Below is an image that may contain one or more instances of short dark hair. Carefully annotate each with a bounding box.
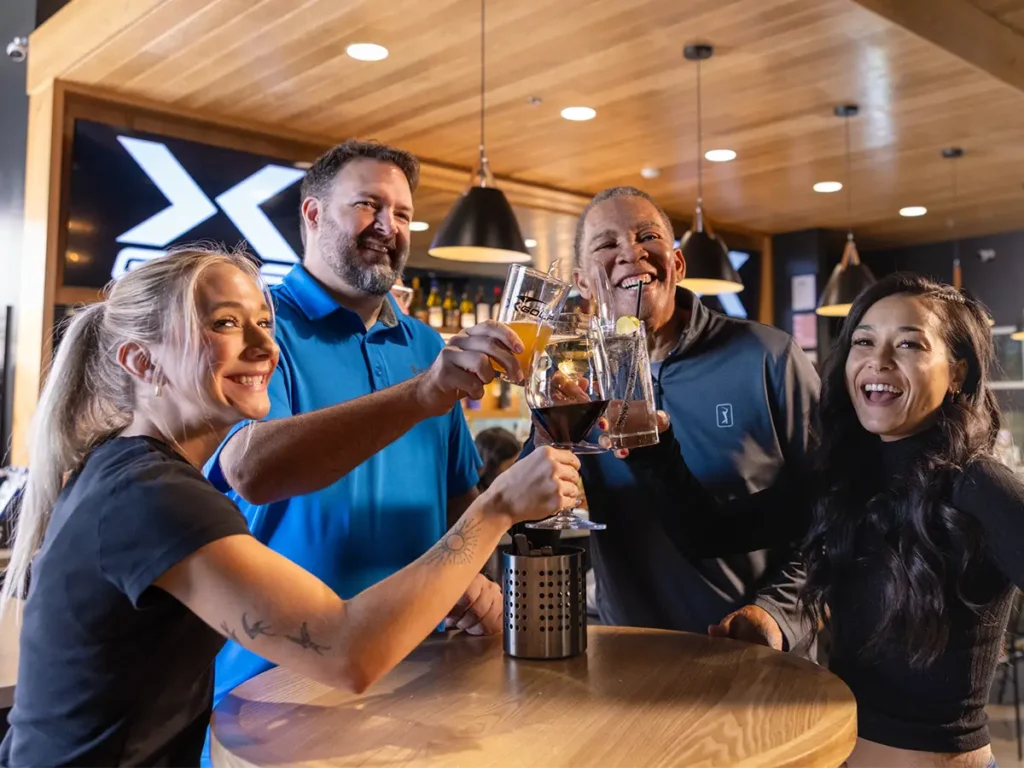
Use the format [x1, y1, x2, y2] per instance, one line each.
[299, 139, 421, 246]
[573, 186, 675, 265]
[474, 427, 522, 491]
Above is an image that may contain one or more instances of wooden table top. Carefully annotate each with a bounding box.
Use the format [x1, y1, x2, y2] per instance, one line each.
[211, 626, 856, 768]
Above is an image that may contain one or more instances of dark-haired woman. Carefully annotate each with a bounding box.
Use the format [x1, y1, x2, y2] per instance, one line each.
[628, 274, 1023, 768]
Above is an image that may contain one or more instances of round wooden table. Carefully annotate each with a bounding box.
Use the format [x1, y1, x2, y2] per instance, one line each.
[211, 626, 856, 768]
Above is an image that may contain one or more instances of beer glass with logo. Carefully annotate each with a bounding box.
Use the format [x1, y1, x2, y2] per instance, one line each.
[494, 265, 571, 383]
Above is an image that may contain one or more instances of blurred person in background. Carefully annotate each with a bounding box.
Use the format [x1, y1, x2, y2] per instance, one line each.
[475, 427, 522, 492]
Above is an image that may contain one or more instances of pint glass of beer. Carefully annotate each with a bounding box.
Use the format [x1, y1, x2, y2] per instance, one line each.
[494, 265, 571, 383]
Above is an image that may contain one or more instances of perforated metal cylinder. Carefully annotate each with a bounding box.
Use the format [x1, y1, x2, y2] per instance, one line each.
[501, 546, 586, 659]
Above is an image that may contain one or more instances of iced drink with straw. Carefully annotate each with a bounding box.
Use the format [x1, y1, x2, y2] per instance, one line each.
[604, 283, 660, 450]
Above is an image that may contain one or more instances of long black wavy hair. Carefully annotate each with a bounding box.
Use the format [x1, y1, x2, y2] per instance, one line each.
[801, 273, 1001, 667]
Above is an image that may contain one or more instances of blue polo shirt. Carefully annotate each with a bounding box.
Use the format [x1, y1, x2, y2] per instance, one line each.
[203, 265, 481, 708]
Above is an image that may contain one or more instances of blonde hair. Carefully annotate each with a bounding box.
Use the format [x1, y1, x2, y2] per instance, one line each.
[1, 246, 267, 609]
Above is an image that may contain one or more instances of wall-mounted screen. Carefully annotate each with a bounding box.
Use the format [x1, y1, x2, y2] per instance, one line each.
[64, 119, 306, 287]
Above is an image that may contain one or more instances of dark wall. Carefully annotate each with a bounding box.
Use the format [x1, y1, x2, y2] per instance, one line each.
[0, 2, 34, 310]
[0, 0, 70, 462]
[861, 232, 1024, 328]
[0, 1, 37, 462]
[771, 228, 849, 362]
[35, 0, 70, 26]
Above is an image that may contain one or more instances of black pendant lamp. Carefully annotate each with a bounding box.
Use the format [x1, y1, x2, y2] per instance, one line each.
[429, 0, 529, 264]
[677, 44, 742, 295]
[817, 104, 876, 317]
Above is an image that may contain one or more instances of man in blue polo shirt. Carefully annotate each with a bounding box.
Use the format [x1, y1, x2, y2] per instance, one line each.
[527, 186, 820, 653]
[203, 140, 524, 721]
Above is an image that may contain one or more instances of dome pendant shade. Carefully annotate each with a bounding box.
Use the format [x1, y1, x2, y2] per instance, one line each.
[429, 186, 530, 263]
[678, 232, 743, 294]
[677, 204, 743, 295]
[816, 236, 876, 317]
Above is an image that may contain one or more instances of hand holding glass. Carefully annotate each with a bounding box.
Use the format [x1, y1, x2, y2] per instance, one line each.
[525, 314, 610, 531]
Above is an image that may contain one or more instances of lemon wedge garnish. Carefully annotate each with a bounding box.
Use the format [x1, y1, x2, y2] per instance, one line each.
[615, 315, 641, 335]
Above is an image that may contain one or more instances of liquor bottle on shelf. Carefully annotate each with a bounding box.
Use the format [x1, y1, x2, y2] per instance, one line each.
[490, 286, 502, 321]
[442, 284, 458, 333]
[475, 286, 489, 325]
[459, 291, 475, 330]
[498, 380, 512, 410]
[410, 276, 428, 324]
[426, 281, 443, 330]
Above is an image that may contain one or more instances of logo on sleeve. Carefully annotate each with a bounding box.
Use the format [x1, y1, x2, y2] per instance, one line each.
[716, 404, 734, 428]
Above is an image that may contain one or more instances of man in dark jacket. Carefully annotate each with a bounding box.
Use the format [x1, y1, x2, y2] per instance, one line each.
[527, 186, 820, 652]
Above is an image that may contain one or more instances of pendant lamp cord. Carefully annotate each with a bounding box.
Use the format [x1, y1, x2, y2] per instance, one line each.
[479, 0, 486, 173]
[696, 57, 703, 206]
[951, 153, 960, 262]
[844, 112, 853, 239]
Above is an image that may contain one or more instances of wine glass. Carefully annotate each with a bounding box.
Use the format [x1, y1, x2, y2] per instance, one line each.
[525, 313, 611, 531]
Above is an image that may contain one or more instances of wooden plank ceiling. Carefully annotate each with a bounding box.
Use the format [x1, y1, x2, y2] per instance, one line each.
[31, 0, 1024, 247]
[970, 0, 1024, 33]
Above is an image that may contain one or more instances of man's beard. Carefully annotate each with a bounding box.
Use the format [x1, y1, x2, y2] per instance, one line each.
[320, 215, 409, 296]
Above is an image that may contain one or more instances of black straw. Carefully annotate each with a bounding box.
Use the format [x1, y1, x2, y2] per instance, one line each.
[635, 281, 644, 319]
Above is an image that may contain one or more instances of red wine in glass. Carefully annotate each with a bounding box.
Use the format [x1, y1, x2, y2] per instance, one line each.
[532, 401, 609, 447]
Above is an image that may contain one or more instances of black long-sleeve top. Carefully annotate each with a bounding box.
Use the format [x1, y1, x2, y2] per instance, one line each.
[632, 427, 1024, 753]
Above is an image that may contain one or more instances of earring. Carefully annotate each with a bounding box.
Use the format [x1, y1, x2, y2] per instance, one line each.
[154, 381, 162, 398]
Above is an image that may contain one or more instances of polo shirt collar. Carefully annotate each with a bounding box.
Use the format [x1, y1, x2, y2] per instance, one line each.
[282, 265, 402, 330]
[669, 287, 712, 357]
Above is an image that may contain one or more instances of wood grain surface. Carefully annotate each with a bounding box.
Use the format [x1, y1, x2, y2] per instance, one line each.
[211, 626, 856, 768]
[28, 0, 1024, 247]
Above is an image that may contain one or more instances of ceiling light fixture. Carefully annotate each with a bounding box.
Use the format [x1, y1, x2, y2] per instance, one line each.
[813, 181, 843, 194]
[429, 0, 529, 264]
[899, 206, 928, 217]
[524, 238, 538, 248]
[640, 167, 661, 179]
[409, 221, 430, 232]
[817, 104, 876, 317]
[561, 106, 596, 122]
[704, 149, 736, 162]
[345, 43, 389, 62]
[677, 44, 742, 296]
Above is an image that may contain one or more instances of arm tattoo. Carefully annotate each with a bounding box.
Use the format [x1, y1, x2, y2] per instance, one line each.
[220, 621, 240, 643]
[422, 515, 480, 566]
[286, 622, 331, 655]
[241, 612, 275, 640]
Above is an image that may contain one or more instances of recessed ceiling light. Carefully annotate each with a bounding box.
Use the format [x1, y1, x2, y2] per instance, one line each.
[293, 160, 313, 170]
[704, 149, 736, 162]
[561, 106, 596, 122]
[640, 167, 661, 179]
[346, 43, 389, 62]
[409, 221, 430, 232]
[524, 238, 538, 248]
[813, 181, 843, 193]
[899, 206, 928, 217]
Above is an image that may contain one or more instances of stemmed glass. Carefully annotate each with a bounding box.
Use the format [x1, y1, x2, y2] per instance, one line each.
[525, 313, 611, 531]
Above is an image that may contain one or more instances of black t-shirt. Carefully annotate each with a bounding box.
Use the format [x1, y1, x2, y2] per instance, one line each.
[0, 436, 251, 767]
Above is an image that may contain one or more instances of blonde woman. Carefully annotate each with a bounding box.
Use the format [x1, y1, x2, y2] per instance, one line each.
[0, 248, 580, 767]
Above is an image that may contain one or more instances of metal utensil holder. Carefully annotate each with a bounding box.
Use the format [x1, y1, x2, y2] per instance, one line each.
[502, 545, 587, 659]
